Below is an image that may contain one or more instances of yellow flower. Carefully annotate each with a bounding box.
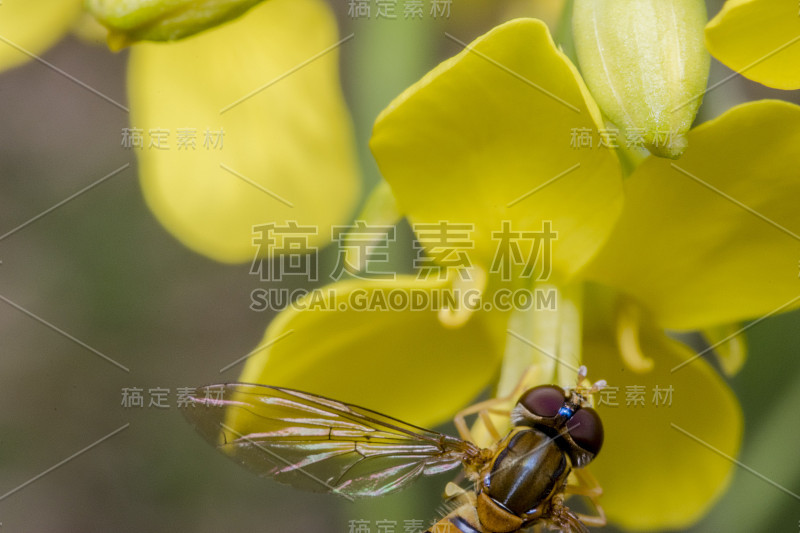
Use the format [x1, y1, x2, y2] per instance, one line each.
[2, 0, 360, 263]
[239, 19, 800, 530]
[127, 0, 360, 262]
[0, 0, 82, 73]
[706, 0, 800, 90]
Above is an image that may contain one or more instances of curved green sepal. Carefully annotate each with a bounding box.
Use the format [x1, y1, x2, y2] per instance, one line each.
[573, 0, 710, 159]
[86, 0, 266, 49]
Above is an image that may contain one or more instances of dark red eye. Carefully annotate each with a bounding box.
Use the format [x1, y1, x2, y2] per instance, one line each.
[519, 385, 566, 417]
[567, 407, 604, 456]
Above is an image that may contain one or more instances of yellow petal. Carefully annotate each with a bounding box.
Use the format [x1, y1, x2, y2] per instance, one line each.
[706, 0, 800, 90]
[586, 100, 800, 330]
[237, 277, 506, 428]
[583, 306, 742, 530]
[370, 19, 623, 282]
[128, 0, 360, 263]
[0, 0, 82, 72]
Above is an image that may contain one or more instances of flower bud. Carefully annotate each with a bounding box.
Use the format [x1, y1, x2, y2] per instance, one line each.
[86, 0, 264, 50]
[572, 0, 710, 159]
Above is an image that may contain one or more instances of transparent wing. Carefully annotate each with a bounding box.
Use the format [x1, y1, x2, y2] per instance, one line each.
[182, 383, 486, 498]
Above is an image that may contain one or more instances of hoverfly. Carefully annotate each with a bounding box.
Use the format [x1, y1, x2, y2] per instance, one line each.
[183, 366, 606, 533]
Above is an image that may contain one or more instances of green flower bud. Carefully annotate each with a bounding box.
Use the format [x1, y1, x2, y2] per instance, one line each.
[86, 0, 266, 50]
[572, 0, 710, 159]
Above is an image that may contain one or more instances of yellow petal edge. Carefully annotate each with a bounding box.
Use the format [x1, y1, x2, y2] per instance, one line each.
[706, 0, 800, 90]
[0, 0, 82, 72]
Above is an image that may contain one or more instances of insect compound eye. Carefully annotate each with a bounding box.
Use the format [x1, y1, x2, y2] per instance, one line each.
[566, 406, 604, 456]
[519, 385, 566, 418]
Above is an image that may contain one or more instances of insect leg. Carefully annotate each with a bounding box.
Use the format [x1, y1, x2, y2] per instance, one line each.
[453, 398, 507, 443]
[565, 468, 602, 499]
[453, 365, 542, 444]
[564, 468, 606, 527]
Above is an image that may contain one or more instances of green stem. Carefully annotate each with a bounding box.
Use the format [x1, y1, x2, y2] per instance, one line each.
[346, 15, 435, 191]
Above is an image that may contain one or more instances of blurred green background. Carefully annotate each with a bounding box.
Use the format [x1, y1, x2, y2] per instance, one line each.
[0, 0, 798, 531]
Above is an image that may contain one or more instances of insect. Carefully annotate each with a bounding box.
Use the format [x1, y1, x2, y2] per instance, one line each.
[182, 366, 607, 533]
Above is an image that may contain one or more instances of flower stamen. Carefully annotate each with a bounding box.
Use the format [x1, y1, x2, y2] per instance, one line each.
[616, 301, 655, 373]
